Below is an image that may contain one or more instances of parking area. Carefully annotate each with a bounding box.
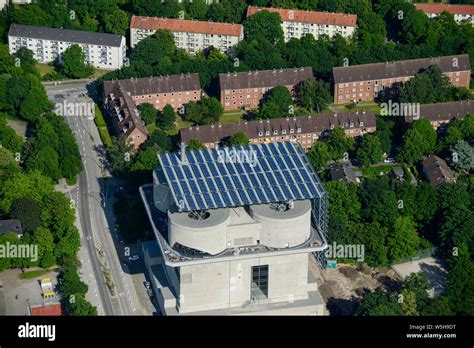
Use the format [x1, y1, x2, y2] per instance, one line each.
[0, 269, 60, 315]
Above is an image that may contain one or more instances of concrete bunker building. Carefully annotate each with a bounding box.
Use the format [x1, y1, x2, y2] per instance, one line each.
[140, 142, 328, 315]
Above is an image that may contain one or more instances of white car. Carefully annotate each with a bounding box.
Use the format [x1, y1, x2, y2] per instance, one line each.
[144, 281, 151, 289]
[128, 255, 140, 261]
[384, 157, 395, 163]
[147, 289, 154, 297]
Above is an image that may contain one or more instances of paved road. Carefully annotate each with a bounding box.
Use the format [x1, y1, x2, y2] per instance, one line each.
[46, 82, 141, 315]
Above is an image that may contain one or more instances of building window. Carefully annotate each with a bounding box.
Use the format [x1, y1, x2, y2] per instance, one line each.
[273, 130, 278, 135]
[251, 264, 268, 301]
[258, 131, 263, 136]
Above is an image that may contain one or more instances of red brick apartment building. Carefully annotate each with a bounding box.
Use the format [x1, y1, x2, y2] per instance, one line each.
[404, 100, 474, 129]
[103, 73, 201, 149]
[332, 54, 471, 104]
[180, 110, 376, 151]
[218, 67, 313, 111]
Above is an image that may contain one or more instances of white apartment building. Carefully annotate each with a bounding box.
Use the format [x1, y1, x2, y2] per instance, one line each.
[8, 24, 127, 70]
[130, 15, 244, 55]
[415, 3, 474, 26]
[246, 6, 357, 42]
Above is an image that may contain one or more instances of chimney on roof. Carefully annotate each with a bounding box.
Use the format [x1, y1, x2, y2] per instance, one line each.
[218, 124, 222, 128]
[333, 112, 337, 117]
[211, 124, 215, 128]
[180, 142, 188, 165]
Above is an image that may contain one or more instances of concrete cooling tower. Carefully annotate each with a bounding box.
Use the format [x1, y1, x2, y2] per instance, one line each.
[168, 208, 231, 255]
[249, 200, 311, 248]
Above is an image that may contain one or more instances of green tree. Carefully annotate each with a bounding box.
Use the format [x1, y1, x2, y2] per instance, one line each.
[387, 216, 420, 262]
[157, 104, 176, 131]
[102, 9, 129, 35]
[68, 294, 97, 316]
[54, 227, 80, 262]
[356, 288, 404, 316]
[59, 44, 94, 79]
[0, 44, 16, 75]
[108, 137, 136, 177]
[356, 133, 383, 166]
[228, 132, 249, 146]
[397, 118, 437, 164]
[60, 266, 88, 298]
[186, 138, 205, 151]
[450, 140, 474, 171]
[0, 116, 24, 155]
[244, 9, 284, 44]
[143, 129, 172, 152]
[201, 97, 224, 124]
[14, 47, 38, 76]
[138, 103, 156, 126]
[325, 181, 361, 224]
[446, 245, 474, 315]
[26, 146, 61, 182]
[399, 65, 455, 104]
[358, 176, 400, 226]
[188, 0, 208, 20]
[296, 78, 331, 113]
[33, 227, 56, 268]
[10, 198, 41, 234]
[308, 141, 331, 170]
[327, 127, 355, 160]
[439, 206, 474, 256]
[259, 86, 293, 119]
[12, 4, 53, 27]
[130, 147, 158, 172]
[376, 117, 396, 155]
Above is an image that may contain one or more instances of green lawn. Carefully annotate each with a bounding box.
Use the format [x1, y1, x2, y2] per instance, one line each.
[360, 164, 399, 178]
[19, 268, 55, 280]
[221, 112, 245, 123]
[94, 105, 113, 148]
[35, 63, 55, 77]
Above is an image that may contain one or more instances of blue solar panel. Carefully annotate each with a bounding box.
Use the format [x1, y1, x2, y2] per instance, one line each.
[158, 142, 324, 211]
[289, 184, 304, 200]
[264, 187, 277, 201]
[200, 164, 211, 178]
[255, 187, 267, 201]
[211, 191, 225, 208]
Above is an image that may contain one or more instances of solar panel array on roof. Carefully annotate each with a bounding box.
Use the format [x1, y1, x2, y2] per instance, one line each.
[158, 142, 324, 212]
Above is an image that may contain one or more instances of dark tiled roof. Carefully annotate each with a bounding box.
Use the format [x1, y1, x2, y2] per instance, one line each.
[333, 54, 471, 83]
[103, 73, 201, 97]
[219, 67, 313, 90]
[8, 23, 123, 47]
[179, 110, 376, 144]
[121, 91, 148, 136]
[0, 219, 22, 235]
[422, 155, 454, 188]
[405, 100, 474, 123]
[330, 164, 358, 183]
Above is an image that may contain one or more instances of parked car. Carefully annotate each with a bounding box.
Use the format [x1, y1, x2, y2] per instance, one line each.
[384, 157, 396, 163]
[147, 289, 154, 298]
[128, 255, 140, 261]
[144, 281, 151, 289]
